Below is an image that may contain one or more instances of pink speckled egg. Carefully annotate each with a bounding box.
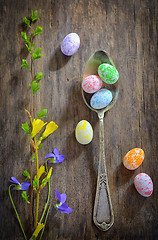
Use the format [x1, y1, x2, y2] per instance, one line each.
[134, 173, 153, 197]
[123, 148, 144, 170]
[82, 75, 102, 93]
[61, 33, 80, 56]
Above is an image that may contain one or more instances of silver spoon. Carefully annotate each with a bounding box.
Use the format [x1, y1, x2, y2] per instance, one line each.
[81, 50, 119, 231]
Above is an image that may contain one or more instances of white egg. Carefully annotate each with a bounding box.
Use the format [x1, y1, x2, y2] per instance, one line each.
[82, 75, 102, 93]
[98, 63, 119, 84]
[61, 33, 80, 56]
[90, 88, 113, 109]
[75, 120, 93, 145]
[134, 173, 153, 197]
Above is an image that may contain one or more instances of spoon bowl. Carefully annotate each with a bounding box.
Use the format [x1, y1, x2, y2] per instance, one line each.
[82, 50, 119, 115]
[82, 50, 119, 231]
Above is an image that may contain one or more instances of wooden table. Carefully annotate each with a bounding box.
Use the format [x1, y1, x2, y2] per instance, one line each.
[0, 0, 158, 239]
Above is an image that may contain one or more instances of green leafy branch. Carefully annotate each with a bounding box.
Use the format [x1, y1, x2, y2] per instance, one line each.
[9, 10, 71, 240]
[22, 10, 40, 29]
[21, 10, 43, 95]
[29, 81, 40, 95]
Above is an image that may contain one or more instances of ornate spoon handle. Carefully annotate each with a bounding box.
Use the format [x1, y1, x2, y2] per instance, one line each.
[93, 113, 114, 231]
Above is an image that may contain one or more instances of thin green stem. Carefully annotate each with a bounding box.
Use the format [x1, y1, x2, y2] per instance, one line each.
[26, 110, 34, 233]
[9, 185, 27, 240]
[45, 159, 48, 173]
[35, 138, 39, 228]
[34, 138, 39, 173]
[39, 201, 53, 240]
[35, 190, 40, 227]
[30, 159, 33, 233]
[39, 160, 50, 223]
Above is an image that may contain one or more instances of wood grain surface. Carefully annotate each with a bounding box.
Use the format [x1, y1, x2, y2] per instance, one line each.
[0, 0, 158, 239]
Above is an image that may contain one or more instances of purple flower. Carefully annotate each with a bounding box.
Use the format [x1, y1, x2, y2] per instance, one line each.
[9, 177, 30, 191]
[54, 190, 72, 214]
[45, 148, 65, 163]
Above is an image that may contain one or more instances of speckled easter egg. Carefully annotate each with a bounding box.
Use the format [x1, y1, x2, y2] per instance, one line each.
[134, 173, 153, 197]
[98, 63, 119, 84]
[90, 88, 112, 110]
[61, 33, 80, 56]
[75, 120, 93, 145]
[123, 148, 144, 170]
[82, 75, 103, 93]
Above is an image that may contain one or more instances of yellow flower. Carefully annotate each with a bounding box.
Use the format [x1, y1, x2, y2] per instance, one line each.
[31, 119, 47, 138]
[47, 167, 53, 179]
[36, 165, 45, 180]
[39, 167, 53, 191]
[42, 121, 58, 139]
[32, 223, 44, 238]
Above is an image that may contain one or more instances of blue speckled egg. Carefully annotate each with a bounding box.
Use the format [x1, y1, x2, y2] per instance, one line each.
[90, 88, 113, 109]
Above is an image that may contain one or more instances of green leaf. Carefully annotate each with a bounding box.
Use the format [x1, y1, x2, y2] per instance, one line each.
[22, 191, 30, 204]
[37, 109, 47, 119]
[31, 10, 40, 22]
[33, 17, 40, 22]
[32, 48, 43, 60]
[26, 36, 31, 43]
[33, 178, 39, 190]
[35, 72, 44, 81]
[23, 17, 31, 28]
[21, 32, 27, 41]
[23, 170, 31, 180]
[21, 32, 30, 44]
[25, 43, 31, 53]
[22, 122, 31, 134]
[29, 81, 40, 95]
[25, 43, 35, 53]
[21, 59, 30, 71]
[31, 153, 36, 162]
[33, 26, 43, 36]
[32, 10, 38, 17]
[34, 48, 42, 55]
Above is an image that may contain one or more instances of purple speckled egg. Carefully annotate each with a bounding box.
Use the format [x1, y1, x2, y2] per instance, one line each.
[61, 33, 80, 56]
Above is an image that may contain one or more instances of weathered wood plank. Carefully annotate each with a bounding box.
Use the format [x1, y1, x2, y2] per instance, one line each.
[0, 0, 158, 239]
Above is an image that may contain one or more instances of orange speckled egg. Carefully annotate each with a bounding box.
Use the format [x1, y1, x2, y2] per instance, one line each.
[123, 148, 144, 170]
